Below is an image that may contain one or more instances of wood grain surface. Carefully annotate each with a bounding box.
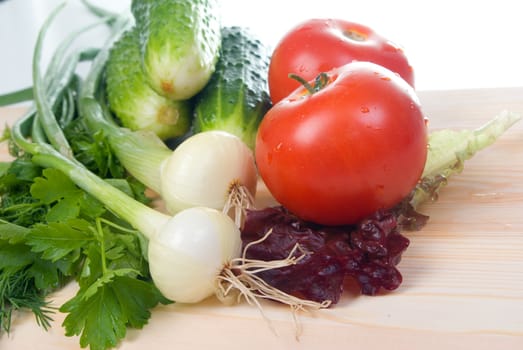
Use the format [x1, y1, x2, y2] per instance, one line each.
[1, 87, 522, 349]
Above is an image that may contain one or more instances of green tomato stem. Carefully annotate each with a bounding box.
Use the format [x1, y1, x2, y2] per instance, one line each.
[288, 72, 330, 96]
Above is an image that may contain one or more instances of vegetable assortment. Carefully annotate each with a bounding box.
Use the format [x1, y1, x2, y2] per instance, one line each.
[0, 1, 520, 350]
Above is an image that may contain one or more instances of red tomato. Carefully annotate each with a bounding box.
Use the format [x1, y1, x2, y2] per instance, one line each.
[268, 18, 415, 104]
[256, 62, 427, 226]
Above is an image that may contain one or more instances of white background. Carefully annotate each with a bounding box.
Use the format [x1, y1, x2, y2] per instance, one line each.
[0, 0, 522, 94]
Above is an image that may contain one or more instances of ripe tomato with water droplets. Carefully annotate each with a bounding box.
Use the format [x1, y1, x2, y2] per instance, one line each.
[255, 61, 428, 226]
[268, 18, 415, 104]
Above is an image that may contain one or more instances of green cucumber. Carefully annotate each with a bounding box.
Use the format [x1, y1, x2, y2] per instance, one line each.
[105, 28, 192, 140]
[131, 0, 221, 100]
[193, 26, 272, 149]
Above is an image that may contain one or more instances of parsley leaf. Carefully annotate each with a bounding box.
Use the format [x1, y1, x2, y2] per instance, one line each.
[0, 239, 34, 270]
[59, 224, 169, 350]
[61, 272, 167, 350]
[0, 159, 46, 227]
[28, 219, 94, 262]
[30, 168, 105, 222]
[0, 219, 30, 244]
[64, 119, 124, 179]
[30, 168, 79, 204]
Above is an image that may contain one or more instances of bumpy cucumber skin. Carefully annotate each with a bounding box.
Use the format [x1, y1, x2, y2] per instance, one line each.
[105, 28, 192, 140]
[131, 0, 221, 101]
[193, 26, 272, 150]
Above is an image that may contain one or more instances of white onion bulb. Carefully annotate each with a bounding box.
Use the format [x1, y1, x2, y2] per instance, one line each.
[148, 206, 242, 303]
[160, 131, 258, 214]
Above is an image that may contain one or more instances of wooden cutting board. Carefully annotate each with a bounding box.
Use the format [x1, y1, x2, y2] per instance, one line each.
[1, 87, 522, 349]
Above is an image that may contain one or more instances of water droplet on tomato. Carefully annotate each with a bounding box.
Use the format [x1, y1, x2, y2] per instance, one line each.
[380, 76, 391, 82]
[344, 29, 367, 42]
[360, 106, 370, 113]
